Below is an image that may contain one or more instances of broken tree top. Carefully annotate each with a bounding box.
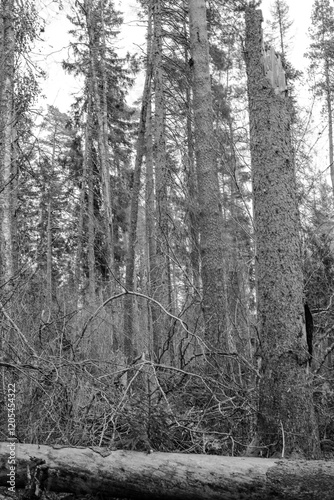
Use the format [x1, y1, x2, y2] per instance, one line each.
[262, 45, 287, 95]
[254, 8, 288, 95]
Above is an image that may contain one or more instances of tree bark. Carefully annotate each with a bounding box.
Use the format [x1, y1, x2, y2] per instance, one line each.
[244, 7, 320, 459]
[0, 443, 334, 500]
[145, 14, 157, 359]
[188, 0, 227, 350]
[0, 0, 15, 291]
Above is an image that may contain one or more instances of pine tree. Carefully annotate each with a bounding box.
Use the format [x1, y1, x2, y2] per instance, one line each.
[268, 0, 293, 60]
[31, 106, 80, 304]
[65, 0, 136, 291]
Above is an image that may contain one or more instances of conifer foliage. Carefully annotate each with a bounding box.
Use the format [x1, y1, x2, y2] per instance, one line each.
[0, 0, 333, 469]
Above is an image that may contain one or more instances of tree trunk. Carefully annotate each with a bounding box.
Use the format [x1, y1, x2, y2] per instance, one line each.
[75, 98, 89, 299]
[188, 0, 227, 350]
[185, 86, 200, 293]
[10, 115, 18, 275]
[244, 7, 320, 459]
[183, 0, 200, 293]
[1, 443, 333, 500]
[150, 0, 174, 364]
[86, 94, 97, 305]
[45, 123, 57, 310]
[226, 119, 249, 370]
[0, 0, 15, 291]
[74, 147, 86, 296]
[99, 0, 116, 282]
[145, 17, 156, 359]
[79, 74, 96, 304]
[324, 56, 334, 195]
[123, 5, 153, 363]
[46, 200, 52, 309]
[84, 0, 114, 287]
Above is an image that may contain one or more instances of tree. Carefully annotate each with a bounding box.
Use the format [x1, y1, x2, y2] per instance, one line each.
[268, 0, 293, 61]
[302, 182, 334, 371]
[188, 0, 227, 350]
[123, 0, 153, 363]
[0, 0, 15, 292]
[35, 106, 79, 308]
[150, 0, 174, 363]
[2, 0, 334, 476]
[65, 0, 136, 294]
[84, 0, 115, 289]
[0, 0, 41, 294]
[1, 443, 334, 500]
[244, 6, 320, 459]
[266, 0, 302, 85]
[307, 0, 334, 195]
[207, 1, 254, 365]
[75, 75, 95, 301]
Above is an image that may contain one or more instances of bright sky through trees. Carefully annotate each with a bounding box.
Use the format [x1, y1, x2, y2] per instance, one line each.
[262, 0, 313, 71]
[37, 0, 146, 111]
[37, 0, 330, 182]
[38, 0, 315, 113]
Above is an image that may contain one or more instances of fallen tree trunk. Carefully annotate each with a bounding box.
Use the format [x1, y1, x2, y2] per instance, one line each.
[0, 443, 334, 499]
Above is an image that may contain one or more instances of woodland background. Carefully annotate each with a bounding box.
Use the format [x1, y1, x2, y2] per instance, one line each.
[0, 0, 334, 462]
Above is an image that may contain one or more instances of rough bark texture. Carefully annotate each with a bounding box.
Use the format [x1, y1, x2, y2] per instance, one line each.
[0, 0, 15, 290]
[1, 444, 334, 500]
[245, 7, 320, 459]
[188, 0, 226, 349]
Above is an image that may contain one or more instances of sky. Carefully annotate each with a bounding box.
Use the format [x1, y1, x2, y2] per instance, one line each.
[35, 0, 146, 113]
[33, 0, 330, 179]
[34, 2, 81, 112]
[36, 0, 316, 113]
[261, 0, 314, 70]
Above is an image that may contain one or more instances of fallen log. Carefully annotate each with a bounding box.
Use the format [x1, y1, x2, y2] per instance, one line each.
[0, 443, 334, 499]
